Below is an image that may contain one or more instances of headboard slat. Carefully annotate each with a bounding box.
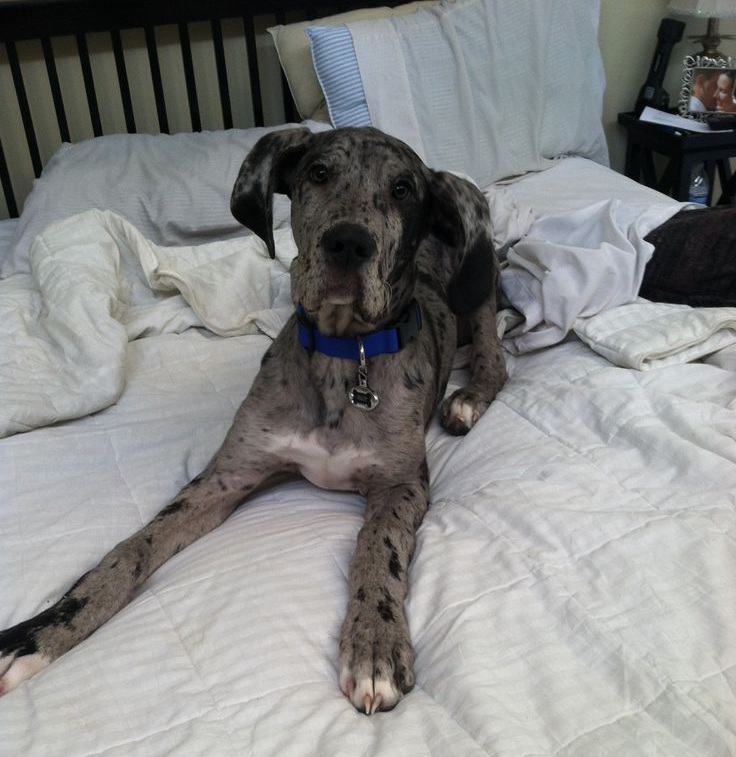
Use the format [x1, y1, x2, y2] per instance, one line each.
[211, 19, 233, 130]
[272, 9, 296, 123]
[76, 33, 103, 137]
[42, 37, 71, 143]
[111, 29, 137, 134]
[243, 15, 265, 128]
[144, 26, 169, 135]
[178, 23, 202, 132]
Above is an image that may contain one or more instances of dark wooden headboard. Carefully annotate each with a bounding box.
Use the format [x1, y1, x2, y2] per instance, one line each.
[0, 0, 390, 218]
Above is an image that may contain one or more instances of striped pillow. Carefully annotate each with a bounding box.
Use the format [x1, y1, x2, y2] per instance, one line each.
[306, 26, 372, 128]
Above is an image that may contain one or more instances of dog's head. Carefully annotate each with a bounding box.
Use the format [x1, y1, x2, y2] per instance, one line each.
[231, 126, 495, 335]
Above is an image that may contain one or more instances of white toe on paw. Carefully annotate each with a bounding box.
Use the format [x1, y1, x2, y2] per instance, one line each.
[450, 399, 477, 427]
[441, 391, 488, 435]
[340, 666, 402, 714]
[0, 653, 51, 696]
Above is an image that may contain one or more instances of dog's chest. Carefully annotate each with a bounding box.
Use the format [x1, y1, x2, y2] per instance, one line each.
[264, 430, 381, 491]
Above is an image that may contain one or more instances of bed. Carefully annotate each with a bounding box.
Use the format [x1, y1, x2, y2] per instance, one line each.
[1, 0, 735, 755]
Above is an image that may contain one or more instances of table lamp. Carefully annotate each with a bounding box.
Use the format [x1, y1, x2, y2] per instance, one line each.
[668, 0, 736, 58]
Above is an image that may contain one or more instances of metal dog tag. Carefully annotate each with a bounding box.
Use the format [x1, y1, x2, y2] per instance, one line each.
[348, 339, 379, 411]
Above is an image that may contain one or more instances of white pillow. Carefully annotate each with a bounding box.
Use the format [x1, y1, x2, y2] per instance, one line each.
[309, 0, 609, 187]
[2, 123, 331, 278]
[267, 2, 433, 121]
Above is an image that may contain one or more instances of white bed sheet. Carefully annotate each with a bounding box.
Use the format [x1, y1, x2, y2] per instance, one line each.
[1, 158, 735, 755]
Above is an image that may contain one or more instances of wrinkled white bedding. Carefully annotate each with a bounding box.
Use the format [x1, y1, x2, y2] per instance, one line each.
[0, 211, 295, 437]
[1, 158, 736, 756]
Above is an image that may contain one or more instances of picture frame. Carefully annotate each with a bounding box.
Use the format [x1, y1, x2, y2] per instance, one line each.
[678, 55, 736, 121]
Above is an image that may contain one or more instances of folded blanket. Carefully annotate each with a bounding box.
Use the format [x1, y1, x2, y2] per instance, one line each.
[0, 210, 296, 438]
[574, 301, 736, 370]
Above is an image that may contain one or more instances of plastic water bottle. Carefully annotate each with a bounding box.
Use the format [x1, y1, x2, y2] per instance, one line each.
[688, 165, 710, 205]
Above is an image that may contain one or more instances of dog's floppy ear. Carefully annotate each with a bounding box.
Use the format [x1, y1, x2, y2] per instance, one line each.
[427, 171, 497, 315]
[230, 128, 316, 258]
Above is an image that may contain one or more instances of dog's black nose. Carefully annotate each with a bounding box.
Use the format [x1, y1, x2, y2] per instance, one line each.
[322, 223, 376, 267]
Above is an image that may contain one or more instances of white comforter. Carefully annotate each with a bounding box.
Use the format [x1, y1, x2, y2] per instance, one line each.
[2, 315, 735, 756]
[1, 163, 736, 756]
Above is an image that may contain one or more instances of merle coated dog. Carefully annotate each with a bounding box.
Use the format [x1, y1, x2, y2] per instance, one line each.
[0, 126, 506, 714]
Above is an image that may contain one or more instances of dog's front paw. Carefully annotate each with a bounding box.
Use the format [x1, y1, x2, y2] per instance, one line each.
[440, 389, 490, 435]
[338, 600, 415, 714]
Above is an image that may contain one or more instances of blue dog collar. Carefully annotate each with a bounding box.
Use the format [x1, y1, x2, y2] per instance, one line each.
[297, 300, 422, 360]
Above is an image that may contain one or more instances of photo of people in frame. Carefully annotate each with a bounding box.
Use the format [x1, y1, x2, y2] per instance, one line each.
[688, 67, 736, 114]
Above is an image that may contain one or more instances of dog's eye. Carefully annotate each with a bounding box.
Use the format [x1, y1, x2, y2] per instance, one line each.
[392, 178, 414, 200]
[309, 164, 329, 184]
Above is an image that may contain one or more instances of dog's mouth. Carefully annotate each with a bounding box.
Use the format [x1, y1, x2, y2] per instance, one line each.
[298, 267, 399, 336]
[324, 293, 356, 307]
[304, 299, 374, 337]
[323, 273, 361, 307]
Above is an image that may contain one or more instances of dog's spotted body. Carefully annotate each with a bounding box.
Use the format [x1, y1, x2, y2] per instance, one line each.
[0, 127, 506, 713]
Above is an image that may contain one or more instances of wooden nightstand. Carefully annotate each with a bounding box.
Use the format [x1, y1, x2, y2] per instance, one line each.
[617, 111, 736, 205]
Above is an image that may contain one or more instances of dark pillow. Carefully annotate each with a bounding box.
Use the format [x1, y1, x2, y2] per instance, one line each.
[641, 205, 736, 307]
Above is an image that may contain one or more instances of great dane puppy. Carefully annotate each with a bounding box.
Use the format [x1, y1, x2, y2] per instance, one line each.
[0, 126, 506, 713]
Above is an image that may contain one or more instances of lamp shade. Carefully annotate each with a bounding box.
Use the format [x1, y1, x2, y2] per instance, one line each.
[668, 0, 736, 17]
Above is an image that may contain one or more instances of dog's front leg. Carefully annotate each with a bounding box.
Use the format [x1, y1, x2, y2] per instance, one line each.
[0, 451, 270, 696]
[338, 466, 429, 714]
